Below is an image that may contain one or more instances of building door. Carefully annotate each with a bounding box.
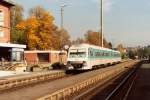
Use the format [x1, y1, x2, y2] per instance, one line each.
[37, 53, 49, 63]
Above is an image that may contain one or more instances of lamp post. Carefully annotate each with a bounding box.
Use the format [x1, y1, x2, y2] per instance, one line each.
[100, 0, 103, 47]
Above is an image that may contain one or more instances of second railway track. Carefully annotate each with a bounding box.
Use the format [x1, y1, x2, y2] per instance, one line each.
[105, 62, 141, 100]
[81, 60, 142, 100]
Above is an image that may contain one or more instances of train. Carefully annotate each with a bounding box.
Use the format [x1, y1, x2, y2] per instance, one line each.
[66, 44, 121, 70]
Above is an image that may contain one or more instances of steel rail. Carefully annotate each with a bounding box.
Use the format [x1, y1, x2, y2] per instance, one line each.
[105, 62, 140, 100]
[123, 74, 137, 100]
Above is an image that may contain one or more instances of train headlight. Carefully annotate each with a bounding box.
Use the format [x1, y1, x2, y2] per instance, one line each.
[67, 61, 73, 69]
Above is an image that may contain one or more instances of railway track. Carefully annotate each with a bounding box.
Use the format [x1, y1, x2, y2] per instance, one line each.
[105, 62, 141, 100]
[37, 60, 140, 100]
[81, 60, 142, 100]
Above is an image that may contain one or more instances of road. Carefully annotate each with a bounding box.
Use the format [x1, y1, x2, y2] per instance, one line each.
[127, 63, 150, 100]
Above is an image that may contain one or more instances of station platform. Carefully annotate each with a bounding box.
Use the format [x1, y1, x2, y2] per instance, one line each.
[0, 71, 30, 78]
[0, 70, 64, 81]
[127, 63, 150, 100]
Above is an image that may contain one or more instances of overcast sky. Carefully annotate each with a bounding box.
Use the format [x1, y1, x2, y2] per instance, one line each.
[13, 0, 150, 47]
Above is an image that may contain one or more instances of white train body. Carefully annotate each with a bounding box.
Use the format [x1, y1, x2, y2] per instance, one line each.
[67, 44, 121, 70]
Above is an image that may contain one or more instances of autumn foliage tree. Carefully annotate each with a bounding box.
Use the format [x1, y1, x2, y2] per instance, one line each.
[10, 4, 25, 44]
[16, 17, 40, 50]
[117, 44, 126, 59]
[16, 6, 70, 50]
[84, 30, 100, 46]
[50, 28, 71, 50]
[72, 37, 85, 45]
[84, 30, 112, 48]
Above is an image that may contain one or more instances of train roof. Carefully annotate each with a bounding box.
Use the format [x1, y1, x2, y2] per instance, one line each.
[70, 43, 120, 53]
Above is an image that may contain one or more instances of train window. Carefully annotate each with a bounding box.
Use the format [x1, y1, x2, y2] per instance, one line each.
[69, 52, 86, 58]
[0, 10, 4, 24]
[100, 51, 103, 56]
[102, 52, 105, 56]
[106, 52, 109, 56]
[89, 50, 94, 57]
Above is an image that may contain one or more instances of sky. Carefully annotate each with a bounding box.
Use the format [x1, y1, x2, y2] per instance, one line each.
[13, 0, 150, 47]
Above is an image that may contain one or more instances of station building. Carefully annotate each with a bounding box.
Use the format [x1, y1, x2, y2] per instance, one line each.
[0, 0, 26, 62]
[24, 50, 67, 65]
[0, 0, 67, 66]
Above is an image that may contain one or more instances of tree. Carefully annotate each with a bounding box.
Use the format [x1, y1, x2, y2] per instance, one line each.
[59, 29, 71, 49]
[16, 17, 40, 50]
[10, 4, 25, 44]
[84, 30, 110, 48]
[16, 6, 71, 50]
[108, 42, 112, 49]
[137, 46, 150, 59]
[16, 11, 54, 50]
[29, 6, 46, 20]
[72, 37, 85, 45]
[117, 44, 124, 52]
[36, 11, 55, 50]
[84, 30, 101, 46]
[103, 38, 111, 48]
[117, 44, 126, 59]
[128, 50, 136, 59]
[51, 29, 71, 50]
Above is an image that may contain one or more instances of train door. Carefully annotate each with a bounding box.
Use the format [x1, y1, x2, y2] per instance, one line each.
[88, 48, 92, 69]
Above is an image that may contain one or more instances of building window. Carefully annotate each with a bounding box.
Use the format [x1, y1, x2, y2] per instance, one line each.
[12, 49, 24, 62]
[0, 10, 4, 26]
[0, 10, 4, 37]
[0, 29, 4, 37]
[37, 53, 49, 62]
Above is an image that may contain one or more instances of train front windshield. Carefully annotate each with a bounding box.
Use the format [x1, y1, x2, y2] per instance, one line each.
[69, 49, 87, 58]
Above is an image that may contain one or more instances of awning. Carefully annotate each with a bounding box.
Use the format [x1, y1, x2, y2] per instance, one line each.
[1, 0, 15, 6]
[0, 43, 26, 49]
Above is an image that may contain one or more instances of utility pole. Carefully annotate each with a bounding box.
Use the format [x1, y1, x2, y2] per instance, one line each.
[60, 5, 67, 50]
[60, 5, 67, 29]
[60, 4, 67, 63]
[100, 0, 103, 47]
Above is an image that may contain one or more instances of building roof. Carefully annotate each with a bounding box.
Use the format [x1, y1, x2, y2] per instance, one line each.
[0, 43, 26, 48]
[1, 0, 15, 6]
[24, 50, 67, 54]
